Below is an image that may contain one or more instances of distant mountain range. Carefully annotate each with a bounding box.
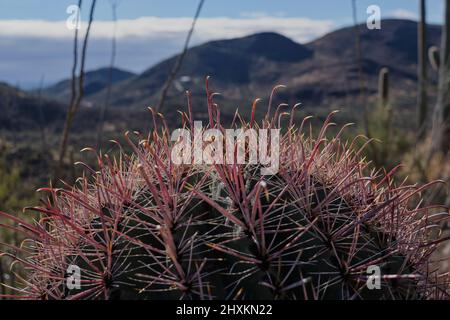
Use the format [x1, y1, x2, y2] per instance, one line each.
[0, 19, 443, 131]
[42, 67, 136, 102]
[81, 19, 440, 114]
[0, 82, 64, 131]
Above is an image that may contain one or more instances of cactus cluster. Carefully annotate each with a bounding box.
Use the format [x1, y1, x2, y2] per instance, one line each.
[0, 83, 449, 300]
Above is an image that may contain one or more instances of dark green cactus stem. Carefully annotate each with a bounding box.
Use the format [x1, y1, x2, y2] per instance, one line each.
[432, 0, 450, 154]
[418, 0, 427, 137]
[378, 67, 389, 109]
[374, 67, 392, 166]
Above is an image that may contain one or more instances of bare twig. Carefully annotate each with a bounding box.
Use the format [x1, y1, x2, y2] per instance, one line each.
[59, 0, 82, 164]
[352, 0, 377, 165]
[96, 0, 118, 148]
[57, 0, 97, 178]
[351, 0, 370, 136]
[155, 0, 205, 112]
[431, 0, 450, 155]
[36, 75, 48, 151]
[417, 0, 428, 139]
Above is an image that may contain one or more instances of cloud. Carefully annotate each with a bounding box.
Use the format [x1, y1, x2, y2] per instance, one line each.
[0, 16, 335, 86]
[388, 9, 417, 20]
[0, 16, 334, 43]
[239, 11, 271, 19]
[239, 11, 286, 19]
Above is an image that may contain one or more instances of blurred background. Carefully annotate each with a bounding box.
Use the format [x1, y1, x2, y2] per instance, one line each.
[0, 0, 449, 291]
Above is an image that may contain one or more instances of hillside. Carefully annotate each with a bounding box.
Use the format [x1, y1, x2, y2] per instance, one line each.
[0, 82, 65, 131]
[83, 19, 441, 120]
[1, 18, 446, 206]
[42, 67, 135, 103]
[15, 19, 442, 129]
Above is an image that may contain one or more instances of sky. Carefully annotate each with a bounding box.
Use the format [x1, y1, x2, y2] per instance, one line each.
[0, 0, 444, 88]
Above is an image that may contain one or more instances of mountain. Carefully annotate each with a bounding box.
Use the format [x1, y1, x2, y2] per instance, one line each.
[83, 19, 440, 119]
[0, 19, 443, 184]
[42, 67, 135, 102]
[280, 19, 441, 109]
[308, 19, 441, 67]
[0, 82, 65, 131]
[0, 81, 142, 145]
[88, 32, 313, 108]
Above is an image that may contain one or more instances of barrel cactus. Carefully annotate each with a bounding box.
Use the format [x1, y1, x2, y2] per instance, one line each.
[0, 84, 449, 300]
